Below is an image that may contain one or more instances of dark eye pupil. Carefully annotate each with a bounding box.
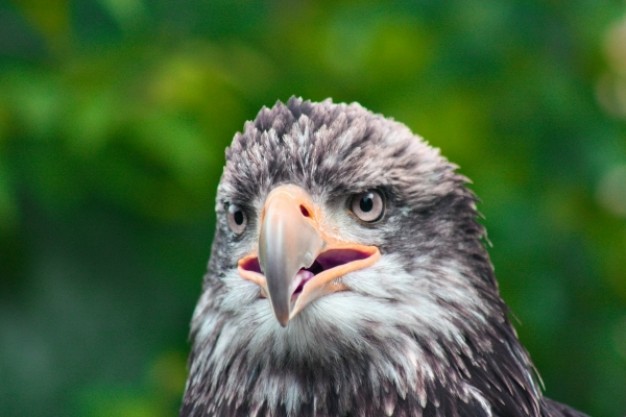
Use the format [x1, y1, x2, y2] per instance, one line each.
[359, 195, 374, 212]
[233, 210, 244, 225]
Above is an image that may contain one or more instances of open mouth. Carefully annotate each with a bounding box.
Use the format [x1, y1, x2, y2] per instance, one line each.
[239, 247, 375, 299]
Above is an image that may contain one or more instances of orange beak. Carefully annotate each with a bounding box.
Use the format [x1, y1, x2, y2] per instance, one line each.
[238, 184, 380, 326]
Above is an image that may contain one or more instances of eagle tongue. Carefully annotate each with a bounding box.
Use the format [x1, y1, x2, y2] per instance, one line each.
[292, 269, 315, 298]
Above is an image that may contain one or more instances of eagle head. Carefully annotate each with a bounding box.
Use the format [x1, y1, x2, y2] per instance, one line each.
[180, 98, 586, 417]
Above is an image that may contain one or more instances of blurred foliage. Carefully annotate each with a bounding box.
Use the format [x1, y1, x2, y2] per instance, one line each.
[0, 1, 625, 416]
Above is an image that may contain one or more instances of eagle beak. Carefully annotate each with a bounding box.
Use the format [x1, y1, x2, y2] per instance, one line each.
[238, 184, 380, 327]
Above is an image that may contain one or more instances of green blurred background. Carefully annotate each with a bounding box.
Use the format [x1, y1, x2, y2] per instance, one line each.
[1, 0, 625, 416]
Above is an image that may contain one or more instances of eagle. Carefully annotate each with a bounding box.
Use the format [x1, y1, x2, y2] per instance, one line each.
[180, 97, 588, 417]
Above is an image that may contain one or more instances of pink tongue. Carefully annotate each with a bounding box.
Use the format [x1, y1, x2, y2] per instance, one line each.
[293, 269, 314, 295]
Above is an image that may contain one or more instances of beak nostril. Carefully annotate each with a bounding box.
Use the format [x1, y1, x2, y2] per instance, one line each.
[300, 205, 311, 218]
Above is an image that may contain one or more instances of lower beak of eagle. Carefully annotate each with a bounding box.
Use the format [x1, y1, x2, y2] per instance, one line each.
[238, 184, 380, 327]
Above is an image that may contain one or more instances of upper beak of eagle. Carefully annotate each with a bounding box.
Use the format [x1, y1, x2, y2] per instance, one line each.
[238, 184, 380, 327]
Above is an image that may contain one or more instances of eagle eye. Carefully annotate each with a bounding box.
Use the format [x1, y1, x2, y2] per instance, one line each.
[227, 204, 247, 234]
[350, 190, 385, 223]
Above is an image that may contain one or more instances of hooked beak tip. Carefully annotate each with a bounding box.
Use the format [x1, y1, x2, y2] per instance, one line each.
[277, 315, 289, 327]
